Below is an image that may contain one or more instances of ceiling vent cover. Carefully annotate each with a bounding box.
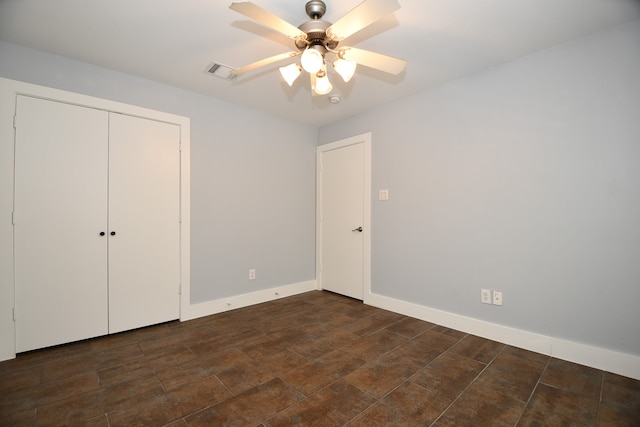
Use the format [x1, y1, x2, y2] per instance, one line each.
[206, 63, 237, 80]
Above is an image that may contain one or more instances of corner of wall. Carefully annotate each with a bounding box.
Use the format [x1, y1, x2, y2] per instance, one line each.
[182, 280, 318, 321]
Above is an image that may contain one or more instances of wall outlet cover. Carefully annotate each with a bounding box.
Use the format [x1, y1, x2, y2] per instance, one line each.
[481, 289, 492, 304]
[493, 291, 503, 306]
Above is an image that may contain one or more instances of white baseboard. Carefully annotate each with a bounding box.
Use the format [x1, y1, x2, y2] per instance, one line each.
[365, 292, 640, 381]
[0, 280, 317, 362]
[182, 280, 318, 321]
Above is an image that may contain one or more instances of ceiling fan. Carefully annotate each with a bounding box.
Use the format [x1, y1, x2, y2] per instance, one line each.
[228, 0, 407, 96]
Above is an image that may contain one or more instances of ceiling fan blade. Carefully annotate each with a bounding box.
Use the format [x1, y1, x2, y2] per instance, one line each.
[230, 51, 302, 76]
[229, 2, 307, 40]
[327, 0, 400, 41]
[340, 46, 406, 75]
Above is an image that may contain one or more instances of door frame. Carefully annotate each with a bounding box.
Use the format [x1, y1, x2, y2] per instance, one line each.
[316, 133, 371, 302]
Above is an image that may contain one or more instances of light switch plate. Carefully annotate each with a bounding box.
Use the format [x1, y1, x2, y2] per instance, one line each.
[481, 289, 492, 304]
[379, 189, 389, 201]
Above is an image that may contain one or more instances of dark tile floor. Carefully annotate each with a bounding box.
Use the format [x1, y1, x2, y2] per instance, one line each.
[1, 291, 639, 426]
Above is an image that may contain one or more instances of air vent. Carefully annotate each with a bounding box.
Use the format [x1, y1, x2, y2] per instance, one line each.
[205, 62, 237, 80]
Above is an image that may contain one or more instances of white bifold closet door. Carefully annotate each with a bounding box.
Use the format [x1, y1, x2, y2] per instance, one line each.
[14, 96, 180, 352]
[14, 96, 110, 352]
[107, 113, 180, 334]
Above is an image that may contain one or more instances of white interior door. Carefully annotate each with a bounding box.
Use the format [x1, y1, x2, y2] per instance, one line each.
[317, 134, 370, 300]
[14, 96, 109, 352]
[108, 113, 180, 333]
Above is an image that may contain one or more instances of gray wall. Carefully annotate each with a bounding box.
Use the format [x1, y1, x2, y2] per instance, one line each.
[319, 20, 640, 356]
[0, 41, 317, 304]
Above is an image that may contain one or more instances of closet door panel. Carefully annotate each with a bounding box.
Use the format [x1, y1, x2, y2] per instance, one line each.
[14, 96, 109, 352]
[108, 113, 180, 333]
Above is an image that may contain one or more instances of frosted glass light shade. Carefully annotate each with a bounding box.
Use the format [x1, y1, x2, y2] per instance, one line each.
[314, 72, 333, 95]
[333, 58, 357, 82]
[301, 47, 324, 74]
[279, 63, 301, 86]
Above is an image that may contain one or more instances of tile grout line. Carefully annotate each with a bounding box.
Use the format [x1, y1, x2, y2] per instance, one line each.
[389, 323, 471, 418]
[428, 343, 504, 426]
[512, 353, 552, 426]
[342, 321, 460, 405]
[595, 370, 605, 426]
[268, 319, 438, 426]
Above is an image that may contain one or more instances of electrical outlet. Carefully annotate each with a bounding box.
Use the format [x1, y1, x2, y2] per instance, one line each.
[249, 268, 256, 280]
[493, 291, 503, 306]
[481, 289, 492, 304]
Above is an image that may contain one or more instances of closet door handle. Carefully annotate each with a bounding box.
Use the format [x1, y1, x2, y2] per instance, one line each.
[110, 231, 116, 236]
[99, 231, 105, 236]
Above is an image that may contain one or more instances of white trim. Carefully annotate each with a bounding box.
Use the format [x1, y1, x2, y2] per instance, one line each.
[366, 292, 640, 380]
[178, 123, 191, 324]
[316, 133, 372, 300]
[0, 77, 190, 362]
[182, 280, 317, 321]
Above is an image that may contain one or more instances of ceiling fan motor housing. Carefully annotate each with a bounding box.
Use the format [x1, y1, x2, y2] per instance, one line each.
[305, 1, 326, 19]
[297, 17, 338, 50]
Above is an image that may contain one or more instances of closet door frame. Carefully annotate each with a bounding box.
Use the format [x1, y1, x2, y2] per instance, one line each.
[0, 77, 191, 361]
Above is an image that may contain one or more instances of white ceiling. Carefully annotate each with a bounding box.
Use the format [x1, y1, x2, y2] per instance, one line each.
[1, 0, 639, 127]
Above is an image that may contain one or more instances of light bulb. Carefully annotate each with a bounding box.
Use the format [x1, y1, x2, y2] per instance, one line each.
[279, 63, 301, 86]
[314, 71, 333, 95]
[333, 58, 357, 83]
[301, 47, 324, 74]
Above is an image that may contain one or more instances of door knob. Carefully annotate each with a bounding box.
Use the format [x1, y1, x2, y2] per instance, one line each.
[352, 227, 363, 232]
[99, 231, 105, 236]
[110, 231, 116, 236]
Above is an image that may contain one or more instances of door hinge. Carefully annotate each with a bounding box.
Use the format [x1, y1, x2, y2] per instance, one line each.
[11, 211, 15, 225]
[12, 307, 16, 321]
[13, 114, 17, 129]
[178, 283, 182, 295]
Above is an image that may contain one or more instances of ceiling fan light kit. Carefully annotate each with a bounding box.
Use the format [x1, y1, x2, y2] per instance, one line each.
[314, 69, 333, 95]
[301, 46, 325, 74]
[333, 58, 357, 83]
[279, 63, 302, 86]
[228, 0, 406, 98]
